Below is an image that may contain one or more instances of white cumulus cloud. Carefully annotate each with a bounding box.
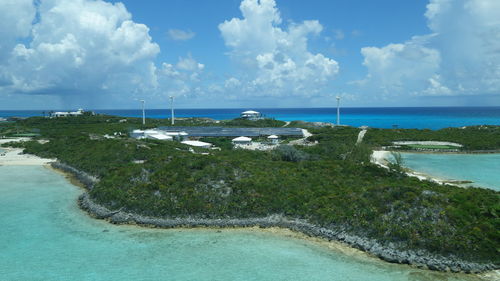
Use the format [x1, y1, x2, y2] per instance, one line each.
[0, 0, 36, 61]
[358, 0, 500, 98]
[176, 54, 205, 72]
[218, 0, 339, 97]
[156, 54, 205, 99]
[0, 0, 209, 109]
[167, 29, 196, 41]
[0, 0, 161, 105]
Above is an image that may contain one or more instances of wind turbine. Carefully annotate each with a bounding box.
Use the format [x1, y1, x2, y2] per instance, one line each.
[140, 99, 145, 125]
[336, 96, 341, 126]
[170, 96, 175, 125]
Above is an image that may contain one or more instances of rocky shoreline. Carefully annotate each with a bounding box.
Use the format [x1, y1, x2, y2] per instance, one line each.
[52, 161, 497, 274]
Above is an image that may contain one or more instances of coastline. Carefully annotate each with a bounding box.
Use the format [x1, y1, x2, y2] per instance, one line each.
[0, 138, 55, 166]
[386, 149, 500, 155]
[371, 150, 466, 186]
[50, 161, 497, 274]
[1, 138, 497, 275]
[371, 150, 500, 188]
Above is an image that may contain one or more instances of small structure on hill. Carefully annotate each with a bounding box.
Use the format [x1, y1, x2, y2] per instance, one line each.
[144, 130, 173, 141]
[50, 109, 85, 117]
[181, 140, 212, 149]
[131, 129, 145, 139]
[232, 136, 252, 145]
[146, 133, 173, 141]
[240, 110, 262, 120]
[267, 135, 279, 144]
[131, 129, 178, 141]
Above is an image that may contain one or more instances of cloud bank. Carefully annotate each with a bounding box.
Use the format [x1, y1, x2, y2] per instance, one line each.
[2, 0, 498, 108]
[359, 0, 500, 99]
[1, 0, 159, 98]
[0, 0, 205, 108]
[218, 0, 339, 98]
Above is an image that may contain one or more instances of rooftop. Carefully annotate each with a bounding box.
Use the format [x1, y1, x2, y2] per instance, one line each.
[241, 110, 260, 114]
[181, 140, 212, 147]
[232, 136, 252, 142]
[158, 126, 303, 137]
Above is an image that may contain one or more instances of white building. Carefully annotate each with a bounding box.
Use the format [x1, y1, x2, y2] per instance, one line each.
[240, 110, 262, 120]
[131, 129, 174, 141]
[232, 136, 252, 145]
[267, 135, 279, 144]
[51, 109, 84, 117]
[131, 129, 145, 139]
[146, 134, 173, 141]
[145, 130, 174, 141]
[181, 140, 212, 149]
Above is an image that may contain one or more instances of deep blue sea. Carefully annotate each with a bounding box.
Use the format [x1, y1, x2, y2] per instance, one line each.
[1, 107, 499, 129]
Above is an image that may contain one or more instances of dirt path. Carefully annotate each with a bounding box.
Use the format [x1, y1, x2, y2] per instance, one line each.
[356, 129, 367, 144]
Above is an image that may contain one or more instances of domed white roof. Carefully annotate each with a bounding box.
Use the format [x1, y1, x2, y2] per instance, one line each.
[232, 136, 252, 142]
[242, 110, 260, 114]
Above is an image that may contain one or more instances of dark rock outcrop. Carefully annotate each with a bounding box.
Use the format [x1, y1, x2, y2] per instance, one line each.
[51, 162, 98, 190]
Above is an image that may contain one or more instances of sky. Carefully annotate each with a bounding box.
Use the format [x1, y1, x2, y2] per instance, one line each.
[0, 0, 499, 109]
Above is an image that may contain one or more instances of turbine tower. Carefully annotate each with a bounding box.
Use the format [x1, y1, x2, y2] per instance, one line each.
[336, 96, 341, 126]
[140, 99, 145, 125]
[170, 96, 175, 125]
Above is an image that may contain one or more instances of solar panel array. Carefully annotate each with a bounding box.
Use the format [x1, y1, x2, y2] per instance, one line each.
[157, 126, 304, 137]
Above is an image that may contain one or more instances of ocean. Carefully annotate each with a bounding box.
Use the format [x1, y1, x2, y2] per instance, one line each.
[0, 165, 484, 281]
[1, 106, 499, 129]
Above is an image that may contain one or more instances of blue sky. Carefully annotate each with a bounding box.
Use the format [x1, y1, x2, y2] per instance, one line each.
[0, 0, 499, 109]
[121, 0, 428, 77]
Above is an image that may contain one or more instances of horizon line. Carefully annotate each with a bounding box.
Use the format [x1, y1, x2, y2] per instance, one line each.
[2, 105, 500, 111]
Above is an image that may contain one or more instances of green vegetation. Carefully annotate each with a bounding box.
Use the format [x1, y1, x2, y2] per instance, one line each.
[364, 126, 500, 151]
[273, 145, 310, 162]
[285, 120, 333, 129]
[404, 144, 458, 150]
[220, 117, 286, 127]
[1, 116, 499, 266]
[388, 152, 406, 174]
[199, 137, 233, 150]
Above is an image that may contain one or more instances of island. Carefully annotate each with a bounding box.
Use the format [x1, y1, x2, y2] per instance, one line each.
[1, 115, 499, 274]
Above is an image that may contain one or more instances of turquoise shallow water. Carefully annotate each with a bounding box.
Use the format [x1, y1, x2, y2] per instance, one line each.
[0, 166, 488, 281]
[399, 153, 500, 191]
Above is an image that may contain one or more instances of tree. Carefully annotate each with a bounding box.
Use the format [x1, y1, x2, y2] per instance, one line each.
[389, 151, 405, 174]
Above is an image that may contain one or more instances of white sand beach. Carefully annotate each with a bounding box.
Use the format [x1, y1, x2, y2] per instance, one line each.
[371, 150, 391, 168]
[0, 138, 55, 166]
[371, 150, 449, 185]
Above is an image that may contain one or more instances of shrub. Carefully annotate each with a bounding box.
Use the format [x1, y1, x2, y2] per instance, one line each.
[273, 145, 309, 162]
